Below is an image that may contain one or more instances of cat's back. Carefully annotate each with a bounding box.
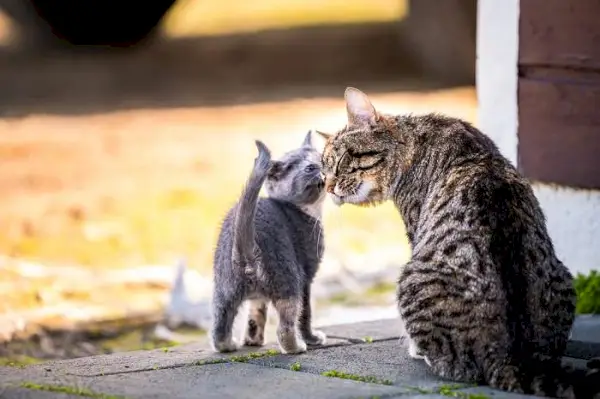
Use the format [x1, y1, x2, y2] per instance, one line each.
[215, 197, 321, 265]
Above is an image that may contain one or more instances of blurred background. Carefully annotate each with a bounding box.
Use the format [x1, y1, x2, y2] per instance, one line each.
[0, 0, 478, 364]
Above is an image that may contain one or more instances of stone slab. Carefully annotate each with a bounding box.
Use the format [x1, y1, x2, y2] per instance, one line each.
[3, 363, 412, 399]
[10, 337, 352, 378]
[248, 339, 447, 391]
[566, 315, 600, 360]
[0, 387, 80, 399]
[571, 315, 600, 343]
[456, 387, 539, 399]
[2, 317, 599, 399]
[319, 317, 404, 343]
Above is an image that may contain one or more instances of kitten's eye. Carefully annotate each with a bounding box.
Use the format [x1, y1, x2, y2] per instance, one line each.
[304, 164, 318, 173]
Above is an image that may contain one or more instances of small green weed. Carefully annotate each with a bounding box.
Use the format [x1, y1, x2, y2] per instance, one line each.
[20, 382, 128, 399]
[290, 362, 301, 371]
[406, 384, 488, 399]
[321, 370, 393, 385]
[196, 349, 280, 366]
[0, 356, 42, 368]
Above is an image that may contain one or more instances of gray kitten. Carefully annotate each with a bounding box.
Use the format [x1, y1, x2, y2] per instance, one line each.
[210, 131, 327, 354]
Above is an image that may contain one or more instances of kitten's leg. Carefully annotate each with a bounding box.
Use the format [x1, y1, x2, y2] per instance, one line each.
[273, 298, 307, 354]
[298, 284, 326, 346]
[244, 299, 267, 347]
[210, 291, 242, 353]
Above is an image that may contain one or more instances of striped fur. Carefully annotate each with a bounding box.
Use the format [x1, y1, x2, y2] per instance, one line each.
[319, 87, 600, 399]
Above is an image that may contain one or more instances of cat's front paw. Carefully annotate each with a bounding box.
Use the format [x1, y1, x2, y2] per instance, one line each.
[244, 335, 265, 347]
[211, 337, 240, 353]
[304, 330, 327, 346]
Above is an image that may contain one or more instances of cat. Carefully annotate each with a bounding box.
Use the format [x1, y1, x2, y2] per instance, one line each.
[210, 131, 327, 354]
[317, 87, 600, 399]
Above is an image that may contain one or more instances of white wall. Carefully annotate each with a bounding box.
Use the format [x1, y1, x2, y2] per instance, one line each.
[476, 0, 600, 275]
[534, 185, 600, 275]
[476, 0, 520, 166]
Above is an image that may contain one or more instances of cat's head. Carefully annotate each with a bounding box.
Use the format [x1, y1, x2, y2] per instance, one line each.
[319, 87, 407, 207]
[265, 130, 326, 214]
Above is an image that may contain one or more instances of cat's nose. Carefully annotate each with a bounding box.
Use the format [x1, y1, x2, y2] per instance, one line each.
[325, 181, 336, 194]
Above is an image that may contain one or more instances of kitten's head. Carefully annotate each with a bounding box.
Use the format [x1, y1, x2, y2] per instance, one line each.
[319, 87, 408, 207]
[265, 130, 326, 213]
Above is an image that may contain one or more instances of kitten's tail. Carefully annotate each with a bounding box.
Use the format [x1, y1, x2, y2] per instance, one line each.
[232, 140, 271, 275]
[488, 356, 600, 399]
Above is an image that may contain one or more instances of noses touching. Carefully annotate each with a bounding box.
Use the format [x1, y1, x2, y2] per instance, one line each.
[325, 179, 336, 194]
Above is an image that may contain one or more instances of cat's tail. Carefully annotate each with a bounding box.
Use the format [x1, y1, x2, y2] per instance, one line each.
[487, 356, 600, 399]
[231, 140, 271, 275]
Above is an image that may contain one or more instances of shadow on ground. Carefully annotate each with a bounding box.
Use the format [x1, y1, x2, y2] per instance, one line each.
[0, 21, 467, 117]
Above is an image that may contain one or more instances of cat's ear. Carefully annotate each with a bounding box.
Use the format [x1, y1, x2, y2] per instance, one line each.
[268, 160, 284, 180]
[315, 130, 333, 141]
[302, 130, 313, 147]
[345, 87, 378, 128]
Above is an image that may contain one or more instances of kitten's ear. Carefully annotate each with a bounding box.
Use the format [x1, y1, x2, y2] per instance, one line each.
[345, 87, 378, 128]
[315, 130, 333, 141]
[268, 160, 283, 180]
[302, 130, 313, 147]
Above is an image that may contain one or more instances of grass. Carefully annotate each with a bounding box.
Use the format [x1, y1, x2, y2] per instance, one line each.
[195, 349, 281, 365]
[321, 370, 393, 385]
[407, 384, 488, 399]
[0, 355, 42, 368]
[290, 362, 301, 371]
[574, 270, 600, 315]
[162, 0, 407, 38]
[20, 382, 128, 399]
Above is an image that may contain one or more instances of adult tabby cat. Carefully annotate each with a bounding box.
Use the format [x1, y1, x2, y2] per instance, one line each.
[318, 87, 599, 399]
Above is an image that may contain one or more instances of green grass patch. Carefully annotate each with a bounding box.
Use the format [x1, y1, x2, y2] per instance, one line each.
[290, 362, 301, 371]
[0, 355, 42, 368]
[406, 384, 487, 399]
[574, 270, 600, 315]
[321, 370, 393, 385]
[196, 349, 280, 366]
[20, 382, 128, 399]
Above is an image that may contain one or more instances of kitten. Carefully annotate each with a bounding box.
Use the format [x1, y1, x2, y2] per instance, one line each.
[210, 131, 327, 354]
[318, 87, 599, 398]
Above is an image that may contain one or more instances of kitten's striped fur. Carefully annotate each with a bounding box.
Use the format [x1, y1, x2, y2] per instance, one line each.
[319, 88, 600, 399]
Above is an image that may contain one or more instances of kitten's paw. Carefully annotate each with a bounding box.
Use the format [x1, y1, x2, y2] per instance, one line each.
[304, 330, 327, 346]
[280, 339, 307, 354]
[211, 338, 240, 353]
[244, 335, 265, 347]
